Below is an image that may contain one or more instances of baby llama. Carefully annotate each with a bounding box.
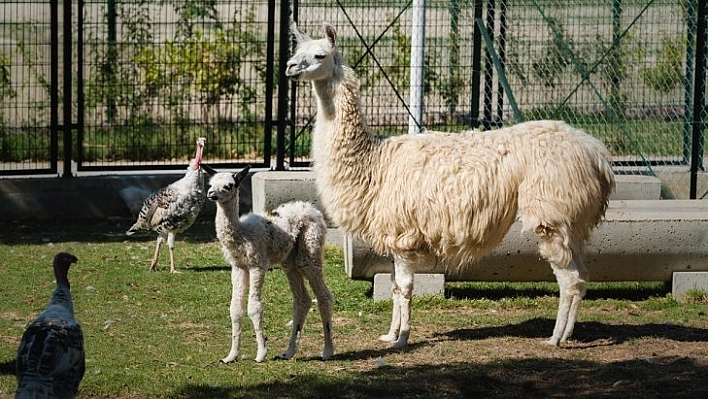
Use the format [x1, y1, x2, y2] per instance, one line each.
[286, 23, 615, 348]
[207, 166, 334, 362]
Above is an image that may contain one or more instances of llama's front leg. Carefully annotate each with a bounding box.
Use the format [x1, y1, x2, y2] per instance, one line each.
[304, 266, 335, 360]
[277, 267, 311, 360]
[221, 266, 248, 363]
[378, 270, 401, 343]
[248, 266, 268, 362]
[149, 235, 163, 272]
[379, 258, 414, 348]
[389, 259, 414, 348]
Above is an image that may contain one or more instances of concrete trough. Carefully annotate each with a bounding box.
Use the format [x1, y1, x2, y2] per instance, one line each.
[344, 200, 708, 283]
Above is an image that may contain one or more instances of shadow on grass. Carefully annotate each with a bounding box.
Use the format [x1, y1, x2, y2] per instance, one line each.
[436, 317, 708, 345]
[1, 218, 216, 245]
[445, 283, 670, 302]
[174, 356, 708, 398]
[0, 358, 16, 376]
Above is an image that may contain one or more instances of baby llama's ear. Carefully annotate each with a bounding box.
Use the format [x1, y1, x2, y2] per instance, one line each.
[324, 23, 337, 48]
[234, 165, 251, 185]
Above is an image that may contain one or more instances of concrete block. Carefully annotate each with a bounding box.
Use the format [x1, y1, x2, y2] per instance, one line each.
[612, 175, 662, 200]
[373, 273, 445, 301]
[251, 171, 335, 226]
[672, 272, 708, 301]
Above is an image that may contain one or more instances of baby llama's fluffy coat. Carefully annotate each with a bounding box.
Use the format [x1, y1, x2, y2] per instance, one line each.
[207, 166, 334, 362]
[286, 23, 615, 348]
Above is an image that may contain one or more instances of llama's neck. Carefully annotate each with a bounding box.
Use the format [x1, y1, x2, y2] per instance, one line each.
[215, 198, 244, 246]
[310, 65, 378, 232]
[311, 65, 376, 161]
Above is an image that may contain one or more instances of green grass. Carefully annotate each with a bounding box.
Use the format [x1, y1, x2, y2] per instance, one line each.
[0, 219, 707, 398]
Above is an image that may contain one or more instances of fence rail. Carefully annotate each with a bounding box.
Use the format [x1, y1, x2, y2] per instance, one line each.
[0, 0, 706, 198]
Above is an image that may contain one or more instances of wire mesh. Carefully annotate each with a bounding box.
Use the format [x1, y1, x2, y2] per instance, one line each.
[0, 1, 55, 174]
[0, 0, 706, 198]
[292, 0, 707, 198]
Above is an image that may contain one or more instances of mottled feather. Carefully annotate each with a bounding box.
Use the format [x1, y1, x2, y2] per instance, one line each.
[16, 252, 84, 399]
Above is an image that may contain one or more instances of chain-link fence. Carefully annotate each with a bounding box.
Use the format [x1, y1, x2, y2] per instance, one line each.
[292, 0, 706, 198]
[1, 0, 706, 198]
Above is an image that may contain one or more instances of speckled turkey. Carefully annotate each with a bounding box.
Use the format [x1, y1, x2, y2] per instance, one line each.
[126, 137, 210, 273]
[16, 252, 85, 399]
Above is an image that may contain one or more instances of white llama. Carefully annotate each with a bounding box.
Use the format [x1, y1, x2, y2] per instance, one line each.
[286, 23, 615, 348]
[207, 166, 334, 362]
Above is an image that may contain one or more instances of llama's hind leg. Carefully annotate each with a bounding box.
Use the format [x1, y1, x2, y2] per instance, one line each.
[277, 265, 311, 360]
[379, 257, 414, 348]
[303, 265, 335, 360]
[247, 266, 268, 362]
[221, 266, 248, 363]
[536, 227, 588, 346]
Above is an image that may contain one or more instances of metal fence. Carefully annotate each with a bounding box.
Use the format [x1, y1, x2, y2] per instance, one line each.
[0, 0, 706, 199]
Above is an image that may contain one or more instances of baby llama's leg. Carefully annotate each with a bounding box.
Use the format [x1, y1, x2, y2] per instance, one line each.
[149, 235, 164, 272]
[277, 264, 311, 360]
[221, 266, 248, 363]
[303, 265, 334, 360]
[379, 256, 415, 348]
[536, 225, 588, 346]
[247, 266, 268, 362]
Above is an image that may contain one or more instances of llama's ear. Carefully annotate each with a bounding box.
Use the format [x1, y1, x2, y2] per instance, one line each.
[290, 20, 310, 43]
[324, 23, 337, 48]
[201, 163, 217, 177]
[234, 165, 251, 185]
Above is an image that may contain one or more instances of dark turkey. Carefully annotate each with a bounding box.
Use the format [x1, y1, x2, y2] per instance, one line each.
[126, 137, 208, 273]
[16, 252, 84, 399]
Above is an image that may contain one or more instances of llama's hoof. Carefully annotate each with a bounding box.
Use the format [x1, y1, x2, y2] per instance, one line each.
[274, 353, 292, 361]
[255, 350, 267, 363]
[389, 339, 408, 349]
[378, 333, 397, 343]
[544, 338, 561, 346]
[321, 349, 333, 361]
[219, 357, 235, 364]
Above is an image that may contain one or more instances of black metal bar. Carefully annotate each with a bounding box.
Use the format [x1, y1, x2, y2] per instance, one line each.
[496, 0, 507, 123]
[275, 0, 291, 170]
[76, 0, 84, 171]
[264, 0, 276, 169]
[50, 0, 59, 175]
[691, 0, 707, 199]
[482, 0, 495, 129]
[106, 0, 117, 122]
[470, 0, 483, 128]
[62, 0, 72, 178]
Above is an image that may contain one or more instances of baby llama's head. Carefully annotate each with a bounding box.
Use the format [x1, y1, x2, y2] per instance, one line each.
[207, 166, 251, 204]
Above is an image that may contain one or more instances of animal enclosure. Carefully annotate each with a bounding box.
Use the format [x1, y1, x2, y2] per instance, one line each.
[0, 0, 705, 197]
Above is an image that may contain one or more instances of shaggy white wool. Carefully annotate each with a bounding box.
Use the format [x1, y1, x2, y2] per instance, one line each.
[286, 23, 615, 349]
[208, 168, 334, 362]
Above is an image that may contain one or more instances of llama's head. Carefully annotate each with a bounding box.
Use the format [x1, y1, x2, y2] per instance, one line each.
[207, 166, 251, 203]
[286, 22, 342, 82]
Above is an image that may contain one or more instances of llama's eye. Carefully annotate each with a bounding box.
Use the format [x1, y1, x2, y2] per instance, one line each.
[225, 184, 233, 190]
[315, 54, 326, 60]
